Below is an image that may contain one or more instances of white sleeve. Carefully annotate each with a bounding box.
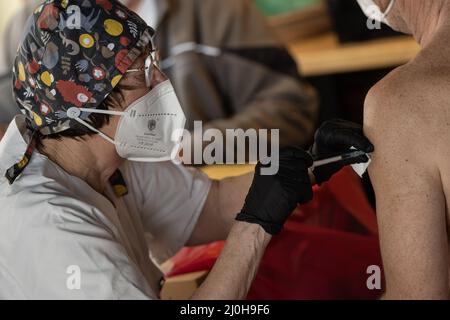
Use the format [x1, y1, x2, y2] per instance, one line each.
[126, 162, 212, 262]
[5, 205, 157, 300]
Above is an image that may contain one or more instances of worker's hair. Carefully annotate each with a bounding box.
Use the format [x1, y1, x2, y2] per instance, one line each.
[35, 86, 125, 151]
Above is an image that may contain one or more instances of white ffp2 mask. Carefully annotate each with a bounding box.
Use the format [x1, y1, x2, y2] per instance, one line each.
[67, 80, 186, 162]
[357, 0, 395, 26]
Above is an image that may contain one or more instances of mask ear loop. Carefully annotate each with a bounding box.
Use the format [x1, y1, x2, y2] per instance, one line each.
[66, 107, 131, 198]
[383, 0, 395, 17]
[146, 36, 158, 87]
[145, 54, 153, 88]
[66, 107, 124, 145]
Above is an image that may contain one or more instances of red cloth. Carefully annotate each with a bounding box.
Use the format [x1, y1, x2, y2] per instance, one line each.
[167, 167, 382, 299]
[247, 222, 381, 300]
[167, 242, 224, 278]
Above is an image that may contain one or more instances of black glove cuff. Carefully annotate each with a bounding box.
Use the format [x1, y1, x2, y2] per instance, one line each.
[235, 212, 282, 235]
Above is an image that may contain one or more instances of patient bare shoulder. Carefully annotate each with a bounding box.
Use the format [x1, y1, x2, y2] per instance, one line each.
[364, 59, 450, 164]
[363, 58, 450, 201]
[363, 62, 440, 195]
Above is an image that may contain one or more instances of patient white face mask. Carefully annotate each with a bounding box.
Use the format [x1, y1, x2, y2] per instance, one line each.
[357, 0, 395, 27]
[67, 80, 186, 162]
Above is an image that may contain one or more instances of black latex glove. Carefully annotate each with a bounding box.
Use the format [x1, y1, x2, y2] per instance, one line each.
[236, 147, 313, 235]
[311, 119, 374, 185]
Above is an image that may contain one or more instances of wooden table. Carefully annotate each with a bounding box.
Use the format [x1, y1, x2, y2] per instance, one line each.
[288, 32, 421, 77]
[201, 164, 256, 180]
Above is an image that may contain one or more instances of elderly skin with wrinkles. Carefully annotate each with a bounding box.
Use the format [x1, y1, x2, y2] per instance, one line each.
[362, 0, 450, 299]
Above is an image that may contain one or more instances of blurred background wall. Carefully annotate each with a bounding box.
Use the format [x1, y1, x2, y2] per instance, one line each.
[0, 1, 23, 36]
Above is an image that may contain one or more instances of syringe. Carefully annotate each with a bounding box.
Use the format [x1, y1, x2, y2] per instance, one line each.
[310, 150, 368, 170]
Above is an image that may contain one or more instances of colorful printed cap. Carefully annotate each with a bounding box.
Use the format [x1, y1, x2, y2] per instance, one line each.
[13, 0, 154, 135]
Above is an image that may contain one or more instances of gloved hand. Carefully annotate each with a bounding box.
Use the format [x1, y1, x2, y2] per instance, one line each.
[236, 147, 313, 235]
[311, 119, 374, 185]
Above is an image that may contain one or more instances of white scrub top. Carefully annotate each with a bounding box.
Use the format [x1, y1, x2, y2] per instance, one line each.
[0, 116, 212, 300]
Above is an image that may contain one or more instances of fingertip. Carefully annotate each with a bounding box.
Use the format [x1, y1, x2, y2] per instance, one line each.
[356, 155, 370, 163]
[350, 135, 374, 154]
[366, 144, 375, 153]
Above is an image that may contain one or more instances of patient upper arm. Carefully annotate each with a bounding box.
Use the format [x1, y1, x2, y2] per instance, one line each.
[364, 74, 450, 299]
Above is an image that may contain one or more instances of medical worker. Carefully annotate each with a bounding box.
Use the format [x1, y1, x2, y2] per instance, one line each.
[0, 0, 372, 299]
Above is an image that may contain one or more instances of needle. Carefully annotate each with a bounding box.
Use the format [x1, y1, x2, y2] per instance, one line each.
[310, 150, 368, 170]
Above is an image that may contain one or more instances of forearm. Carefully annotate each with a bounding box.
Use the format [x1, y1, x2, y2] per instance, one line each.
[191, 222, 271, 300]
[189, 166, 316, 246]
[216, 174, 254, 236]
[187, 173, 253, 246]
